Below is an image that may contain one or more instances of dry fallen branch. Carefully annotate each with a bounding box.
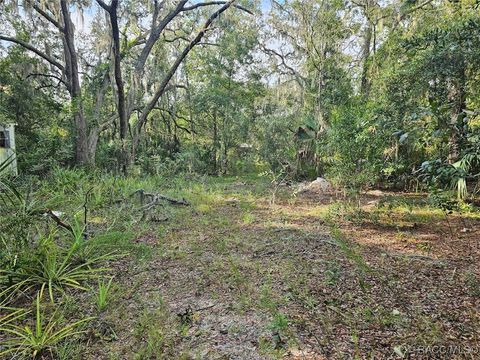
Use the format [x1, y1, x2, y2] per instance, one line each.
[130, 189, 190, 208]
[42, 209, 91, 239]
[44, 209, 73, 234]
[116, 189, 190, 206]
[115, 189, 190, 221]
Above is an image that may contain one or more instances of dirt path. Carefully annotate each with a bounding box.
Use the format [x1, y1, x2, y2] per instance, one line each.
[85, 183, 480, 359]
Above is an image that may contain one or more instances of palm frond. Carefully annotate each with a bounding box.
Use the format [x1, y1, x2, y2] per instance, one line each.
[0, 154, 21, 206]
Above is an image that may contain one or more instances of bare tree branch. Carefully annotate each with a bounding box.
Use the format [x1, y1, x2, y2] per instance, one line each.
[0, 35, 65, 71]
[163, 34, 190, 43]
[99, 115, 117, 132]
[134, 0, 189, 75]
[26, 72, 67, 87]
[29, 1, 65, 31]
[96, 0, 111, 11]
[262, 45, 306, 86]
[182, 1, 254, 15]
[134, 0, 238, 140]
[397, 0, 435, 22]
[164, 84, 188, 92]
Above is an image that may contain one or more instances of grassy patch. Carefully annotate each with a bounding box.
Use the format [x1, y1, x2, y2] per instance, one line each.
[2, 174, 479, 359]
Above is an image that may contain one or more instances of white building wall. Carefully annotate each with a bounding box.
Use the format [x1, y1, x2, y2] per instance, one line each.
[0, 123, 18, 175]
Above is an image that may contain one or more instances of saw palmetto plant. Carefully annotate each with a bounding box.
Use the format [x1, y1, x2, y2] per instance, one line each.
[0, 291, 93, 358]
[0, 155, 21, 206]
[0, 233, 114, 304]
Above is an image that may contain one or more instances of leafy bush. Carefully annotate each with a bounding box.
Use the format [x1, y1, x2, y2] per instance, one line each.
[418, 152, 480, 200]
[324, 104, 384, 190]
[256, 114, 297, 174]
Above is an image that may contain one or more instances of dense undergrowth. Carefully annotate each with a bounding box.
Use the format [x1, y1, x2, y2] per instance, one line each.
[0, 166, 269, 358]
[1, 0, 480, 357]
[1, 164, 479, 358]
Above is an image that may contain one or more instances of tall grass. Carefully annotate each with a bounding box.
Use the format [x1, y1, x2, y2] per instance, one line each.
[95, 277, 114, 312]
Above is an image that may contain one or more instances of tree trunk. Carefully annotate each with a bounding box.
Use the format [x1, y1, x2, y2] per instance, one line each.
[87, 130, 99, 167]
[213, 109, 218, 173]
[447, 65, 466, 164]
[98, 0, 129, 173]
[184, 61, 196, 140]
[360, 23, 372, 99]
[60, 0, 89, 165]
[110, 1, 128, 142]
